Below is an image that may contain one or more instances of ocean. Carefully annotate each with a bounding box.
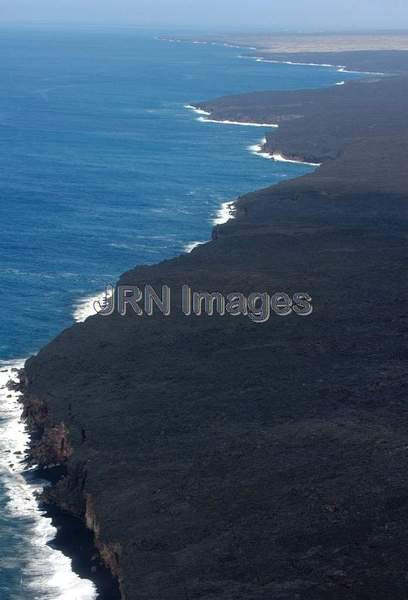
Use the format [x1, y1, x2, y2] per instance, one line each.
[0, 28, 362, 599]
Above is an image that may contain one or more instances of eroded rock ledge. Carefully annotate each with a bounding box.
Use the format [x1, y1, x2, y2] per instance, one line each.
[21, 378, 124, 599]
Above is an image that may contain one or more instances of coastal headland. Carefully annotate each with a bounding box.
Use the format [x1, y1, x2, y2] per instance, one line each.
[21, 38, 408, 600]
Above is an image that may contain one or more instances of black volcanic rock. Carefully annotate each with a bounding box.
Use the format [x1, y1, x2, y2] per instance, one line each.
[197, 75, 408, 167]
[255, 50, 408, 75]
[23, 53, 408, 599]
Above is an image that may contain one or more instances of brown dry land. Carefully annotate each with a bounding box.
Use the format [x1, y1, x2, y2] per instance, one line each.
[166, 32, 408, 53]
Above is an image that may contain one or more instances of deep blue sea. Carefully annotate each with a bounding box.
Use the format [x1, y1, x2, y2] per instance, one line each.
[0, 28, 361, 599]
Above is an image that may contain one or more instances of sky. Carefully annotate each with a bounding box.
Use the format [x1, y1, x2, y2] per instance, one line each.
[0, 0, 407, 30]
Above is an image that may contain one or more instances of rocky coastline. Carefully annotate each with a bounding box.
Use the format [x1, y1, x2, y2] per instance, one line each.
[16, 372, 122, 599]
[20, 50, 408, 599]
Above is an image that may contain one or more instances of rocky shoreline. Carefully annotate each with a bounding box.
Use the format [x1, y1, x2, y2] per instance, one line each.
[20, 50, 408, 599]
[16, 371, 122, 599]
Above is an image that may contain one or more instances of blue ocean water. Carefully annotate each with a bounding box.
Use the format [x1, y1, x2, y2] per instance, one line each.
[0, 28, 361, 599]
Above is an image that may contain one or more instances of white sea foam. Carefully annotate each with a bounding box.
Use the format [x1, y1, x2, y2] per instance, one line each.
[198, 116, 279, 127]
[242, 55, 336, 68]
[72, 291, 105, 322]
[0, 360, 97, 600]
[184, 104, 211, 116]
[336, 66, 384, 75]
[158, 37, 182, 44]
[241, 54, 385, 76]
[165, 39, 384, 78]
[271, 152, 321, 167]
[161, 38, 254, 52]
[248, 137, 268, 155]
[184, 241, 206, 253]
[248, 138, 321, 167]
[213, 202, 236, 226]
[185, 99, 278, 127]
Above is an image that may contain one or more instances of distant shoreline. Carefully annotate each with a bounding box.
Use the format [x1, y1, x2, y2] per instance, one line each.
[159, 31, 408, 53]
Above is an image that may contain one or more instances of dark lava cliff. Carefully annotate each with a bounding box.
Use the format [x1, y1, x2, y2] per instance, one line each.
[22, 52, 408, 600]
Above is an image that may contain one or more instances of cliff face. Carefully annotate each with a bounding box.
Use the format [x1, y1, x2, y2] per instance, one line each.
[22, 54, 408, 600]
[22, 384, 125, 598]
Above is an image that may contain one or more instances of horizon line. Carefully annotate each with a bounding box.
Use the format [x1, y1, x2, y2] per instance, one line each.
[0, 22, 408, 35]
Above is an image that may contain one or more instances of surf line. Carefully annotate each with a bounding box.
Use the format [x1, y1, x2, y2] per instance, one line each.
[184, 105, 279, 128]
[239, 54, 385, 76]
[0, 360, 97, 599]
[248, 137, 321, 167]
